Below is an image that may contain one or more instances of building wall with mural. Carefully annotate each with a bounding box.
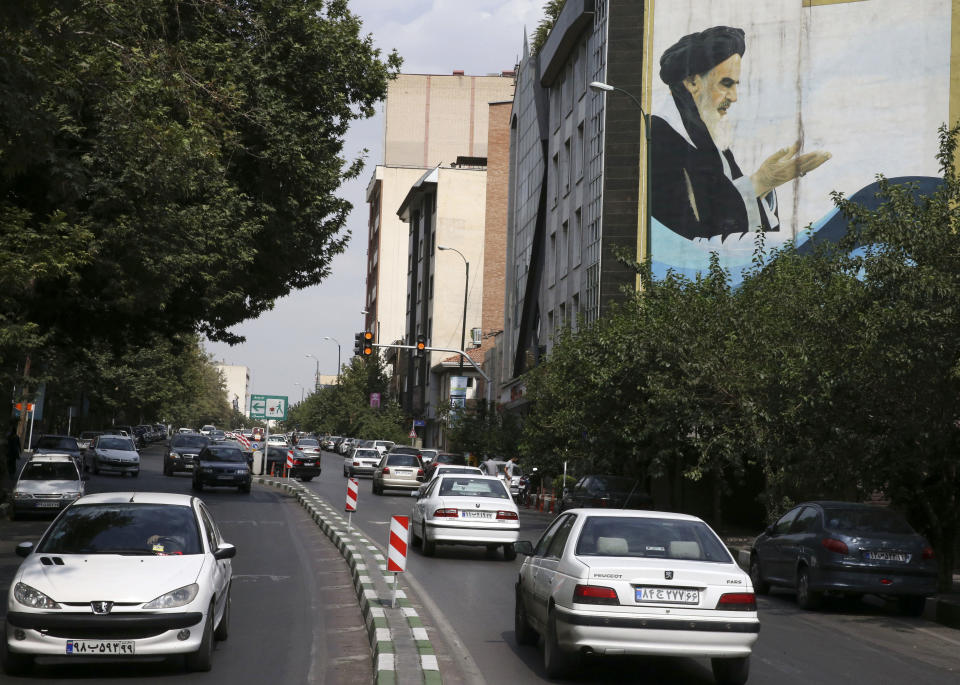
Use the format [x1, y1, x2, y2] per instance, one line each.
[646, 0, 952, 282]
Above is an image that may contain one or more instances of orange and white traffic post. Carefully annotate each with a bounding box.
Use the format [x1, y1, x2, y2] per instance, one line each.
[345, 478, 359, 530]
[387, 516, 409, 607]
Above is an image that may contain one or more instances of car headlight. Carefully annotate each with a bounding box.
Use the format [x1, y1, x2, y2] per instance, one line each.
[143, 583, 199, 609]
[13, 491, 32, 499]
[61, 491, 81, 499]
[236, 467, 249, 474]
[169, 452, 178, 459]
[14, 582, 61, 609]
[201, 467, 213, 473]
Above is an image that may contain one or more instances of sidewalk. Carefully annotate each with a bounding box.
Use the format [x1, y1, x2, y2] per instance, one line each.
[725, 541, 960, 630]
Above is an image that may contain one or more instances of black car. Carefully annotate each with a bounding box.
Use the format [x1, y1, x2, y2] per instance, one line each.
[749, 501, 938, 614]
[32, 435, 83, 470]
[165, 433, 210, 475]
[558, 475, 653, 512]
[422, 451, 465, 480]
[192, 445, 251, 493]
[264, 446, 320, 481]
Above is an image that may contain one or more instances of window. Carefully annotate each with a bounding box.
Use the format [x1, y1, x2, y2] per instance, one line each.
[563, 137, 571, 196]
[575, 122, 585, 182]
[573, 208, 582, 266]
[560, 220, 568, 275]
[534, 514, 573, 556]
[546, 515, 577, 558]
[790, 507, 820, 534]
[773, 508, 802, 535]
[549, 233, 556, 286]
[429, 275, 434, 300]
[551, 152, 559, 207]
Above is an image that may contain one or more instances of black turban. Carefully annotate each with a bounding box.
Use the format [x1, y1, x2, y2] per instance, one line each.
[659, 26, 746, 86]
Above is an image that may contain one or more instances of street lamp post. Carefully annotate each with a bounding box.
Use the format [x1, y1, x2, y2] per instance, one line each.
[589, 81, 652, 263]
[323, 336, 341, 384]
[304, 353, 319, 391]
[437, 245, 469, 369]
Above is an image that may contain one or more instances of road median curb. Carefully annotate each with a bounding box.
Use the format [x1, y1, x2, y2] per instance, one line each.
[257, 476, 440, 684]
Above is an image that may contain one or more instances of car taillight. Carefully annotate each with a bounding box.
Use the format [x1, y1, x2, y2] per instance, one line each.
[716, 593, 756, 611]
[821, 538, 849, 554]
[433, 508, 458, 518]
[573, 584, 619, 605]
[353, 461, 361, 466]
[382, 467, 390, 474]
[417, 468, 424, 477]
[922, 546, 935, 560]
[294, 460, 303, 466]
[496, 510, 519, 520]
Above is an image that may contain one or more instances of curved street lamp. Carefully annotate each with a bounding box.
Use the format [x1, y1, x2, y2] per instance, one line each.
[437, 245, 468, 369]
[323, 336, 341, 384]
[589, 81, 652, 262]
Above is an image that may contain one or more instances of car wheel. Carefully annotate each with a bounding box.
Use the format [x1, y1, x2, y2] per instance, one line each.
[185, 601, 215, 671]
[503, 543, 517, 561]
[372, 481, 381, 496]
[301, 476, 313, 482]
[239, 484, 251, 494]
[411, 522, 422, 547]
[796, 567, 821, 610]
[163, 463, 171, 476]
[543, 608, 577, 677]
[214, 586, 231, 641]
[712, 656, 750, 685]
[421, 523, 436, 557]
[92, 461, 100, 475]
[898, 595, 927, 617]
[749, 554, 770, 595]
[343, 466, 348, 477]
[514, 585, 537, 646]
[1, 625, 34, 675]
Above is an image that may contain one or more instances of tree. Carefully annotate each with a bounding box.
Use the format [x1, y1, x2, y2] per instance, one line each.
[531, 1, 566, 55]
[0, 0, 401, 360]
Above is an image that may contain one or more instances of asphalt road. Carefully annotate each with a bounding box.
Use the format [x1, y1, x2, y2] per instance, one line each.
[0, 443, 370, 683]
[307, 448, 960, 685]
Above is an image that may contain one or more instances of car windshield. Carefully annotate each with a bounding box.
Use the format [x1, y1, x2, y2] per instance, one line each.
[580, 476, 636, 494]
[80, 432, 100, 439]
[438, 478, 509, 498]
[37, 437, 78, 450]
[437, 454, 464, 464]
[575, 516, 732, 562]
[824, 507, 915, 535]
[38, 503, 203, 555]
[202, 447, 245, 463]
[434, 467, 481, 478]
[99, 437, 135, 451]
[355, 449, 379, 458]
[20, 462, 78, 481]
[387, 454, 420, 467]
[299, 439, 318, 447]
[172, 435, 209, 448]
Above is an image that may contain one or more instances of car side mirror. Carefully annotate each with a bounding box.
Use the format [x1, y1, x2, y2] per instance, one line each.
[16, 542, 35, 558]
[514, 540, 534, 556]
[214, 543, 237, 560]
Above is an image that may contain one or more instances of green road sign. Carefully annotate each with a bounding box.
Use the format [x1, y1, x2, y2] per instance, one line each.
[249, 394, 288, 421]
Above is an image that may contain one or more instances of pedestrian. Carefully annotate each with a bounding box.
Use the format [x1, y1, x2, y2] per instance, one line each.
[6, 424, 21, 480]
[505, 456, 519, 481]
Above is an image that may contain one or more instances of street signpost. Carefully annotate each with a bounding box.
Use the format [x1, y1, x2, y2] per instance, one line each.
[249, 394, 288, 477]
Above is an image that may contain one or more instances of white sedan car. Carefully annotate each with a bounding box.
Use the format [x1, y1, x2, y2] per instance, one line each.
[1, 492, 235, 676]
[514, 509, 758, 684]
[83, 434, 140, 477]
[411, 475, 520, 560]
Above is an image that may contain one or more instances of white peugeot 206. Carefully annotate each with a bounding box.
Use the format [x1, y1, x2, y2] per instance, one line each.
[514, 509, 759, 684]
[1, 492, 235, 676]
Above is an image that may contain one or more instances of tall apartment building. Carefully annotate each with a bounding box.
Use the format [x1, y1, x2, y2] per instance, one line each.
[214, 364, 250, 416]
[363, 72, 515, 351]
[499, 0, 643, 408]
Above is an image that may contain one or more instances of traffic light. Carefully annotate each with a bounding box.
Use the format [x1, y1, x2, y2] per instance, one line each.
[361, 331, 374, 356]
[415, 336, 426, 357]
[353, 332, 363, 356]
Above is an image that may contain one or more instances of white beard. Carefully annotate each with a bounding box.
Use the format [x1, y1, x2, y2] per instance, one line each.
[696, 90, 733, 151]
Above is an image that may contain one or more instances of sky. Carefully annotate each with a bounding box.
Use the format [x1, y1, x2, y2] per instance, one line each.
[204, 0, 543, 407]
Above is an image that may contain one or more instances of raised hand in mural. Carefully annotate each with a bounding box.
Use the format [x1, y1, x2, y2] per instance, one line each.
[751, 142, 831, 197]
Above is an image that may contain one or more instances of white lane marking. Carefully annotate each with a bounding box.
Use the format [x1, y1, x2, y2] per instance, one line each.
[232, 574, 290, 582]
[914, 626, 960, 647]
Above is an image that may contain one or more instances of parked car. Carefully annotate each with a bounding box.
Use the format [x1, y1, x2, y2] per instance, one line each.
[32, 435, 83, 470]
[192, 445, 251, 493]
[423, 452, 466, 480]
[199, 424, 216, 436]
[322, 436, 341, 451]
[514, 509, 758, 682]
[83, 434, 140, 477]
[285, 448, 320, 482]
[418, 448, 439, 465]
[344, 447, 382, 478]
[165, 434, 210, 476]
[558, 475, 653, 512]
[1, 492, 235, 675]
[361, 439, 395, 455]
[11, 454, 85, 520]
[266, 434, 288, 448]
[113, 425, 143, 449]
[372, 452, 423, 495]
[411, 475, 519, 559]
[748, 501, 938, 615]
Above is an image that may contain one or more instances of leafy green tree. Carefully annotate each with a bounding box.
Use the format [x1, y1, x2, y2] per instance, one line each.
[0, 0, 400, 360]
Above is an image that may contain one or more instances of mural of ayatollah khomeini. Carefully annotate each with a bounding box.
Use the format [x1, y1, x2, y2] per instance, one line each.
[651, 26, 831, 242]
